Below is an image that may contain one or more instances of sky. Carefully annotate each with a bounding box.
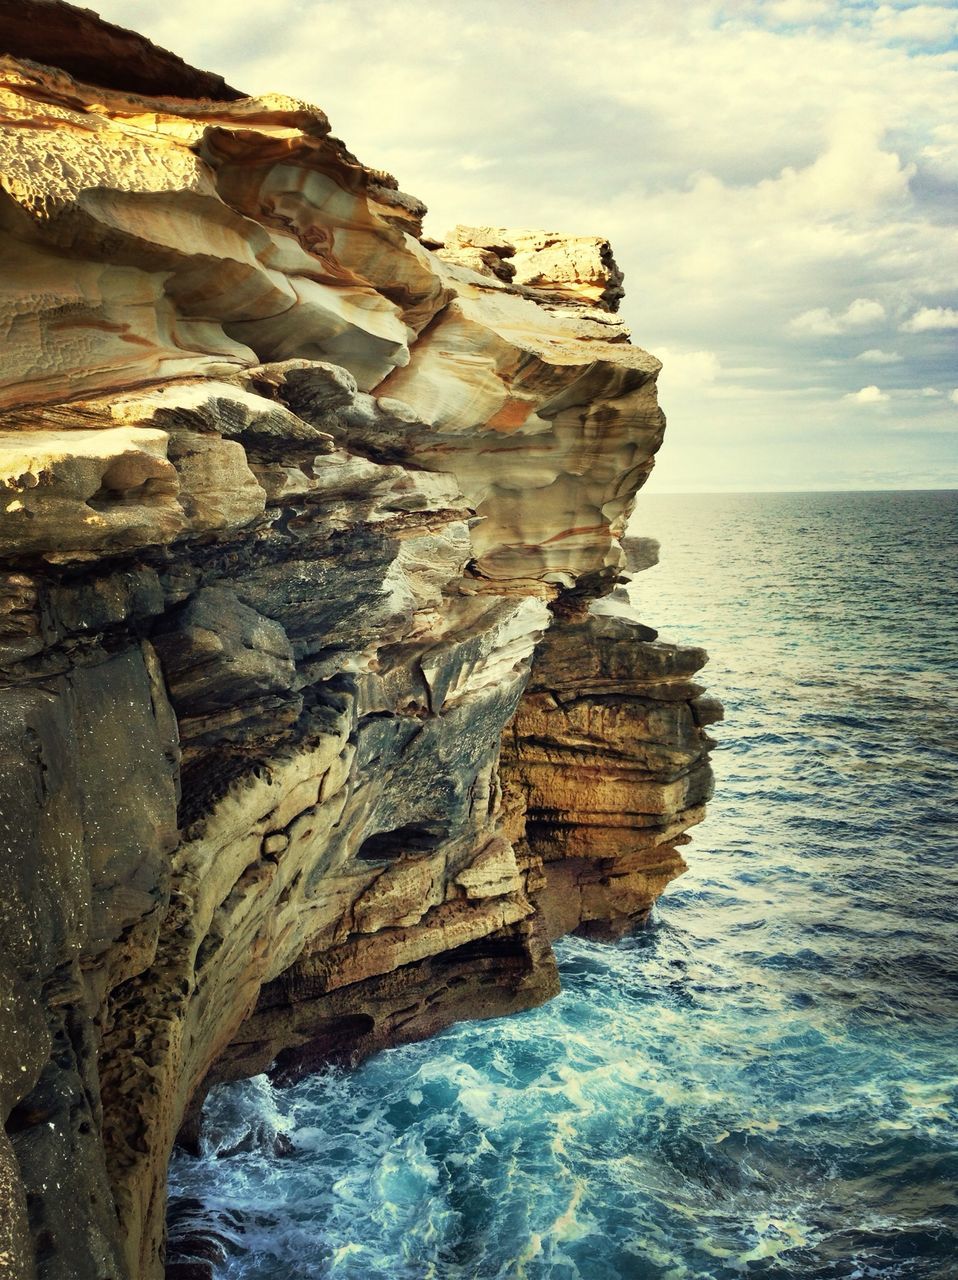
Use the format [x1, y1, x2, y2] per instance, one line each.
[91, 0, 958, 492]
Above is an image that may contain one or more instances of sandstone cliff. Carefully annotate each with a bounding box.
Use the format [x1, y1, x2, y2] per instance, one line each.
[0, 7, 718, 1278]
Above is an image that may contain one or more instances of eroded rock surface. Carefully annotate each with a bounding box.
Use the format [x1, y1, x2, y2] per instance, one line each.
[0, 8, 718, 1280]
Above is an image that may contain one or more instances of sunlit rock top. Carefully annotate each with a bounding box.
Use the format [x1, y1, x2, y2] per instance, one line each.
[0, 43, 663, 589]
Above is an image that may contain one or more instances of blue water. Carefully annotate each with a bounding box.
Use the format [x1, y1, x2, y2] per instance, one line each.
[171, 490, 958, 1279]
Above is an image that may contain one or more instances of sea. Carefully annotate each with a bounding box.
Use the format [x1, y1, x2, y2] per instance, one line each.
[169, 489, 958, 1280]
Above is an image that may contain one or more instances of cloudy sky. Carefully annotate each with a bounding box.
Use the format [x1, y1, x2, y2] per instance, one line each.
[93, 0, 957, 491]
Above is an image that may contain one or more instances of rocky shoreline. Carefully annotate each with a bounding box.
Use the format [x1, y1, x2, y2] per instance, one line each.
[0, 6, 717, 1277]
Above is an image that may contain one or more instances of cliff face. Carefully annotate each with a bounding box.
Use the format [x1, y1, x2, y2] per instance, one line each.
[0, 9, 718, 1279]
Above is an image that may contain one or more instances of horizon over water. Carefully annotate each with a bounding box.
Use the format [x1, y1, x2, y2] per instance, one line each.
[171, 489, 958, 1279]
[642, 486, 958, 496]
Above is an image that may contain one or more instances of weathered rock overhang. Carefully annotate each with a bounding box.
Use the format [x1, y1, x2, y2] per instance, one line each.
[0, 8, 719, 1280]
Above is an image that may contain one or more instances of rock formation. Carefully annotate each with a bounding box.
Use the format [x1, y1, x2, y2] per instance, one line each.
[0, 7, 718, 1279]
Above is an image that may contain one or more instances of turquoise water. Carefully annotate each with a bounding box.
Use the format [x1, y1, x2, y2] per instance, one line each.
[171, 490, 958, 1279]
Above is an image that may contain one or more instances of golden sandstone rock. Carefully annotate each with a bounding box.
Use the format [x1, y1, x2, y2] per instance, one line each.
[0, 6, 718, 1279]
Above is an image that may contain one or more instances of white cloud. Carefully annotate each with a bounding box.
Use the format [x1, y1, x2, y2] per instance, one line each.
[857, 348, 901, 363]
[845, 385, 890, 403]
[791, 298, 887, 336]
[791, 310, 847, 337]
[773, 109, 914, 217]
[872, 4, 958, 45]
[900, 306, 958, 332]
[950, 389, 958, 406]
[921, 387, 942, 396]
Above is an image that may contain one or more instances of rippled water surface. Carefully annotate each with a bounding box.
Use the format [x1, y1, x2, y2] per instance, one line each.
[172, 490, 958, 1279]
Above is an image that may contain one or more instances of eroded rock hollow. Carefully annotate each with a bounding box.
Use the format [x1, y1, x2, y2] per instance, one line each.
[0, 5, 719, 1277]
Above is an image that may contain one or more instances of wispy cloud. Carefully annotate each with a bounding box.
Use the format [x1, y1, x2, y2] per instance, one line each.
[457, 154, 496, 173]
[857, 348, 901, 364]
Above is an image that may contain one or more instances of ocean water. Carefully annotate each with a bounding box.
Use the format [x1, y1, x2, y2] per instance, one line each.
[170, 490, 958, 1280]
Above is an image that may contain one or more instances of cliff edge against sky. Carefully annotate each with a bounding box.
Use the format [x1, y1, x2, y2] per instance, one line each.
[0, 5, 718, 1277]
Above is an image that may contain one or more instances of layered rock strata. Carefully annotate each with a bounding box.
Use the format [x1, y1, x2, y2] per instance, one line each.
[0, 9, 718, 1280]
